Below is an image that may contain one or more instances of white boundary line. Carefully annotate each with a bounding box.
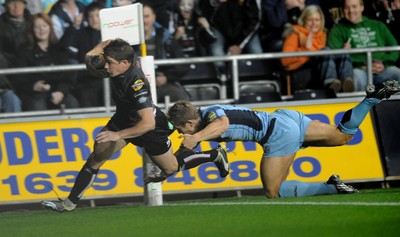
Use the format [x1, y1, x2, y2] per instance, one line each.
[166, 201, 400, 207]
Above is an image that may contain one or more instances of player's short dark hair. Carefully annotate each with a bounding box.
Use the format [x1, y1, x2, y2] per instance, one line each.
[103, 38, 135, 64]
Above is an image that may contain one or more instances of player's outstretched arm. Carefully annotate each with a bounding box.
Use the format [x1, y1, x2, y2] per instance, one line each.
[181, 116, 229, 149]
[86, 39, 113, 57]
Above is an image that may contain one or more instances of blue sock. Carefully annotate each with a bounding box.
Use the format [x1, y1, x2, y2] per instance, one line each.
[279, 180, 338, 197]
[338, 98, 381, 135]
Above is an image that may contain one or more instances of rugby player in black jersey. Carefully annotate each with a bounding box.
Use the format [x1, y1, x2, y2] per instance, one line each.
[41, 39, 228, 211]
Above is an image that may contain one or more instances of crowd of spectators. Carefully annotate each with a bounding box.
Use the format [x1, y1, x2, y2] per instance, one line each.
[281, 4, 355, 93]
[0, 0, 399, 113]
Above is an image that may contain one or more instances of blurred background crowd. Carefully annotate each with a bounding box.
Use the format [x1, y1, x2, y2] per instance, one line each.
[0, 0, 399, 113]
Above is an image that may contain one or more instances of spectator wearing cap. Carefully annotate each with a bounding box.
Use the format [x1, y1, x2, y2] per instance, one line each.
[0, 0, 32, 67]
[0, 0, 32, 110]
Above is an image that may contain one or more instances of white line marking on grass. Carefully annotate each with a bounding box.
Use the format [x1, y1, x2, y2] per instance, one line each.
[166, 201, 400, 207]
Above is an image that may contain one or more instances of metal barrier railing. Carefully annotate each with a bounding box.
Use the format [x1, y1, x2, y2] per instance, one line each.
[1, 46, 399, 119]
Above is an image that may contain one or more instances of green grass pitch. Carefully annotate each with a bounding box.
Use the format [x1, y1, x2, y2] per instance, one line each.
[1, 188, 399, 237]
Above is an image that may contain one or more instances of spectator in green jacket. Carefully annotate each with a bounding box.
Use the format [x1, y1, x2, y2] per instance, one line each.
[327, 0, 400, 91]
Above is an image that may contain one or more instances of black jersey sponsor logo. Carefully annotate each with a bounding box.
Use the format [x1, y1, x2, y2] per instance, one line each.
[138, 97, 147, 104]
[134, 90, 148, 98]
[166, 137, 171, 147]
[132, 79, 145, 91]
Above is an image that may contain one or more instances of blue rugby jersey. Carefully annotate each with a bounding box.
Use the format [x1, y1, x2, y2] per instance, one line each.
[199, 105, 272, 143]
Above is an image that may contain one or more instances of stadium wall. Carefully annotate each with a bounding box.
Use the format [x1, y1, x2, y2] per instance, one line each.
[1, 98, 396, 205]
[1, 46, 399, 205]
[372, 100, 400, 178]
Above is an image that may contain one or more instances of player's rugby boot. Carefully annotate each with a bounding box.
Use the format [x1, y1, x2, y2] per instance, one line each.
[326, 174, 359, 194]
[41, 200, 76, 212]
[214, 145, 229, 178]
[366, 80, 400, 99]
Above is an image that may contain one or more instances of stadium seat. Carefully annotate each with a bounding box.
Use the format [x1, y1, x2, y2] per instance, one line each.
[238, 91, 282, 104]
[180, 63, 221, 101]
[238, 80, 282, 103]
[184, 83, 222, 101]
[293, 89, 337, 100]
[234, 60, 282, 97]
[237, 59, 280, 81]
[239, 80, 280, 94]
[180, 63, 218, 82]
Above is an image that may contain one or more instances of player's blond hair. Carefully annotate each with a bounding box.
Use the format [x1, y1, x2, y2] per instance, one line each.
[167, 100, 199, 127]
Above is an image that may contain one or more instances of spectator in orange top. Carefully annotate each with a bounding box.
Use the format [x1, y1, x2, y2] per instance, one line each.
[281, 5, 355, 93]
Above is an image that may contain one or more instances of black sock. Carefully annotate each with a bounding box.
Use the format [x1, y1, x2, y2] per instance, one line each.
[68, 164, 98, 204]
[175, 147, 218, 170]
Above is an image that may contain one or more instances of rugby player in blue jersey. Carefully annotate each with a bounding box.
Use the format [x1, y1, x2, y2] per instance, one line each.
[167, 82, 400, 198]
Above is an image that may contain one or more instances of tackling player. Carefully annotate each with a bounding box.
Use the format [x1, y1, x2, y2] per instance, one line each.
[166, 81, 400, 198]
